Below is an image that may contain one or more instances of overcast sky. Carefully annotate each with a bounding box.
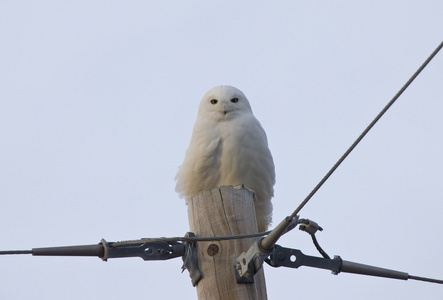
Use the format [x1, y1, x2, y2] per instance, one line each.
[1, 1, 442, 299]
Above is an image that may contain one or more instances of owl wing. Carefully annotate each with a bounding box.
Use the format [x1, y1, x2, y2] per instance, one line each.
[175, 118, 223, 200]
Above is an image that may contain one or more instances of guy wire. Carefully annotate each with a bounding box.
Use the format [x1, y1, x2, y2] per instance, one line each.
[289, 40, 443, 219]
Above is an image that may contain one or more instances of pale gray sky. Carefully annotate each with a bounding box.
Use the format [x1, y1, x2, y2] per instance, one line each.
[1, 1, 442, 299]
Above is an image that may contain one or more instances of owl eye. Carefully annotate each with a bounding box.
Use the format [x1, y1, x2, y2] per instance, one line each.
[230, 98, 239, 103]
[210, 99, 218, 104]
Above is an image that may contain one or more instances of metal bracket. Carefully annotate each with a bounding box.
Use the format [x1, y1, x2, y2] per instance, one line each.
[266, 245, 340, 274]
[234, 238, 272, 283]
[298, 219, 323, 235]
[103, 239, 185, 261]
[181, 232, 203, 287]
[234, 216, 299, 283]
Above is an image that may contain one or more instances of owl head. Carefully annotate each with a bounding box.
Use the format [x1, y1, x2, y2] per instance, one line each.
[198, 85, 253, 121]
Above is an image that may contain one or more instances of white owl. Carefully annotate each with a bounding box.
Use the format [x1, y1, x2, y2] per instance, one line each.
[175, 85, 275, 232]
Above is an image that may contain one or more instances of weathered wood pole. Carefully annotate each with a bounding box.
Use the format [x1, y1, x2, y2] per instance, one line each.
[187, 185, 267, 300]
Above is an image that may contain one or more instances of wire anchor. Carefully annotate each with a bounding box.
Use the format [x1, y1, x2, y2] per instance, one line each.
[266, 245, 443, 284]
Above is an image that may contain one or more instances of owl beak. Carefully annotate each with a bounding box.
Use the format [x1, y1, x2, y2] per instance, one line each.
[223, 103, 229, 115]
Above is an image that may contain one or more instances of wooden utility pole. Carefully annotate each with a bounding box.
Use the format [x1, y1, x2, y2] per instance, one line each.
[187, 185, 267, 300]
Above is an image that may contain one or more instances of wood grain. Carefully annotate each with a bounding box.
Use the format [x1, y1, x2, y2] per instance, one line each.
[187, 185, 267, 300]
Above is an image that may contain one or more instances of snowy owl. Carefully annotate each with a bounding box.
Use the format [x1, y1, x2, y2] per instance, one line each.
[175, 85, 275, 232]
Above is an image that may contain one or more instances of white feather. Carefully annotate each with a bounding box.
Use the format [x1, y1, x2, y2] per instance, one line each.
[175, 85, 275, 232]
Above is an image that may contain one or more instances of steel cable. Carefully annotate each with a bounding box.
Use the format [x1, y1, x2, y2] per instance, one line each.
[289, 40, 443, 220]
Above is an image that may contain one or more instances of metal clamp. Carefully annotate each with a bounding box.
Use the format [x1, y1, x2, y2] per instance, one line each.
[181, 232, 203, 286]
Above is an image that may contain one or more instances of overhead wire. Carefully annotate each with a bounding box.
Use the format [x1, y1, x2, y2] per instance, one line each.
[289, 40, 443, 220]
[110, 231, 272, 246]
[111, 218, 302, 246]
[0, 250, 32, 255]
[408, 275, 443, 285]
